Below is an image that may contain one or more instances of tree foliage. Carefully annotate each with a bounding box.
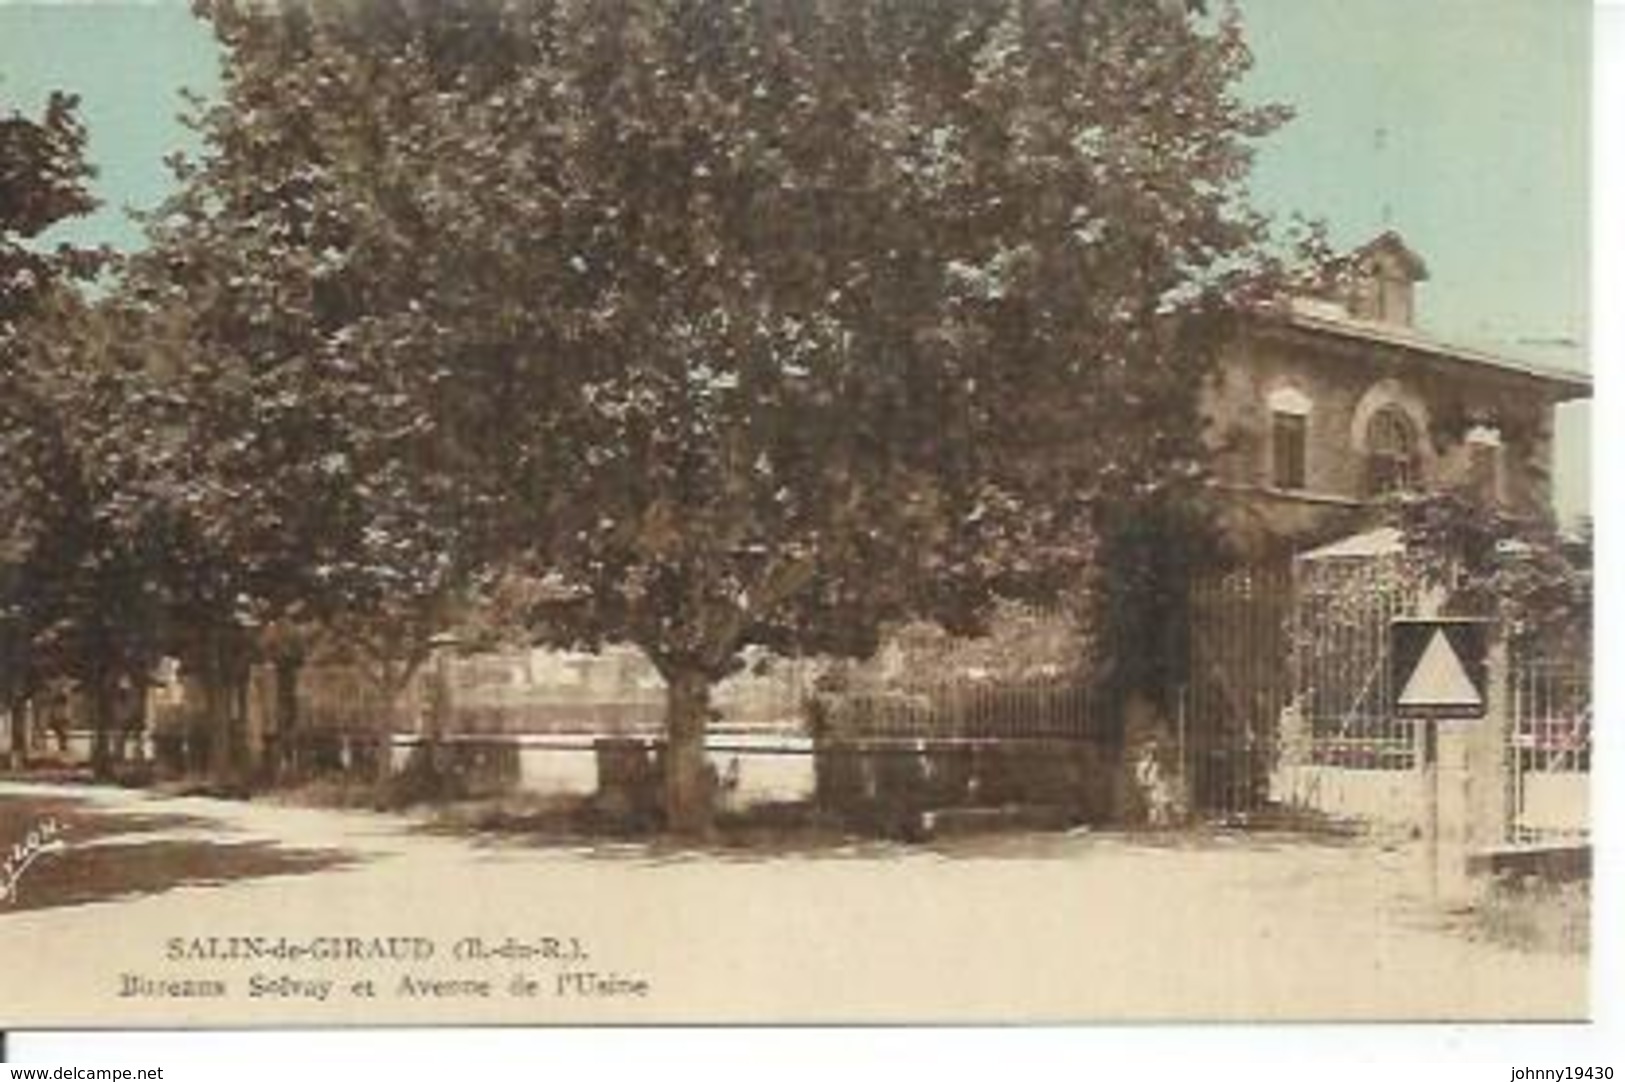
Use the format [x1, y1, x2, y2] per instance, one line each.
[0, 91, 105, 319]
[0, 91, 160, 771]
[133, 0, 1298, 828]
[1388, 491, 1590, 659]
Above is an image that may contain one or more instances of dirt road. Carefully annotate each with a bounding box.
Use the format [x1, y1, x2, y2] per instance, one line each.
[0, 781, 1587, 1024]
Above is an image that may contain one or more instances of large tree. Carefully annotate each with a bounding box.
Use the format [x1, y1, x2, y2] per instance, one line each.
[126, 2, 503, 781]
[156, 0, 1293, 832]
[0, 91, 137, 770]
[5, 297, 182, 776]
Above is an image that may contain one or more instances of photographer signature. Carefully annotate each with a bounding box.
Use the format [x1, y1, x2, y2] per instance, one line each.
[1, 817, 67, 906]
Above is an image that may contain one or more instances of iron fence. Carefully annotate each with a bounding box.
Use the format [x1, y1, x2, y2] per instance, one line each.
[1510, 658, 1591, 773]
[1184, 565, 1294, 815]
[811, 677, 1110, 745]
[1292, 550, 1423, 771]
[1508, 656, 1590, 844]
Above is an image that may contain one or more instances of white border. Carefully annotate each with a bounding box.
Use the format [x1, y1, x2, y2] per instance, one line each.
[8, 1, 1622, 1076]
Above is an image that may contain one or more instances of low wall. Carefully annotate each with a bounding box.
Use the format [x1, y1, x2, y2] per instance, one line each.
[1516, 772, 1589, 839]
[813, 738, 1117, 824]
[520, 741, 599, 798]
[387, 731, 817, 809]
[384, 733, 1111, 822]
[23, 725, 1109, 822]
[1271, 764, 1427, 830]
[1274, 763, 1591, 842]
[711, 733, 818, 809]
[14, 729, 154, 767]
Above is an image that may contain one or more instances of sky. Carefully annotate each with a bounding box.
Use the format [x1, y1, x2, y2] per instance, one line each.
[0, 0, 1595, 522]
[1237, 0, 1592, 524]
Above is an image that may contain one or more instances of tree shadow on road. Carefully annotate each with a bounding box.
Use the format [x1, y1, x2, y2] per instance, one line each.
[0, 792, 362, 914]
[1, 792, 224, 844]
[421, 810, 1367, 867]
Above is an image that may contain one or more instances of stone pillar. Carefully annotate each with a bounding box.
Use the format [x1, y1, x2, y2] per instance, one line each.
[1468, 637, 1514, 847]
[425, 633, 459, 740]
[405, 632, 461, 779]
[1428, 636, 1511, 898]
[1431, 718, 1472, 898]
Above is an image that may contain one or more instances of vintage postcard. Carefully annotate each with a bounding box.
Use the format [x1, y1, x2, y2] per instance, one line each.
[0, 0, 1594, 1028]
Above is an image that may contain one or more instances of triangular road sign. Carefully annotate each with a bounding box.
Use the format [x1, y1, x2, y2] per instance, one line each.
[1397, 629, 1483, 710]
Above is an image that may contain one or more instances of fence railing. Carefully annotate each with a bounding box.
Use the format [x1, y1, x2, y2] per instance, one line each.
[1292, 553, 1424, 772]
[1184, 565, 1294, 815]
[1510, 658, 1591, 774]
[812, 678, 1111, 745]
[1508, 656, 1590, 845]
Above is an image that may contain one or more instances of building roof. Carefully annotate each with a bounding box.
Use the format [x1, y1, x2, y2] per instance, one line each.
[1297, 526, 1406, 562]
[1276, 300, 1592, 402]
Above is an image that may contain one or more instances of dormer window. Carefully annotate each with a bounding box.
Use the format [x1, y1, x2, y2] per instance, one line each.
[1267, 386, 1312, 491]
[1366, 406, 1420, 496]
[1344, 231, 1429, 328]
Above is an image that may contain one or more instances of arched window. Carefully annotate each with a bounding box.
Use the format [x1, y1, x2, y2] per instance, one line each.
[1366, 406, 1419, 495]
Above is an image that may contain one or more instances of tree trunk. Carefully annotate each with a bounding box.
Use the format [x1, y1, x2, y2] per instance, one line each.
[376, 661, 414, 785]
[662, 667, 715, 838]
[204, 631, 230, 784]
[206, 629, 251, 789]
[234, 661, 252, 781]
[8, 694, 30, 769]
[273, 655, 302, 784]
[126, 686, 148, 763]
[88, 671, 116, 782]
[378, 690, 400, 785]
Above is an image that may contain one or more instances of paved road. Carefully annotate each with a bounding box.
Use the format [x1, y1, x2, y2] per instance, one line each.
[0, 781, 1587, 1024]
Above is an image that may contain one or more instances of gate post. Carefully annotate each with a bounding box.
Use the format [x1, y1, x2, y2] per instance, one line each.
[1469, 636, 1514, 847]
[1392, 617, 1498, 899]
[1432, 716, 1472, 897]
[1428, 633, 1510, 897]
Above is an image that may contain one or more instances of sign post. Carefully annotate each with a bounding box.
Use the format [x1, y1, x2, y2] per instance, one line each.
[1391, 618, 1491, 899]
[1421, 715, 1439, 898]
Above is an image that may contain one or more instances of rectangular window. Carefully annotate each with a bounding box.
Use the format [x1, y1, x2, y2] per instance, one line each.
[1272, 412, 1308, 490]
[1468, 440, 1503, 505]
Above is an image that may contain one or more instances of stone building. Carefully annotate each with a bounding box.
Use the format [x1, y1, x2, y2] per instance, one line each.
[1180, 231, 1591, 829]
[1203, 231, 1587, 555]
